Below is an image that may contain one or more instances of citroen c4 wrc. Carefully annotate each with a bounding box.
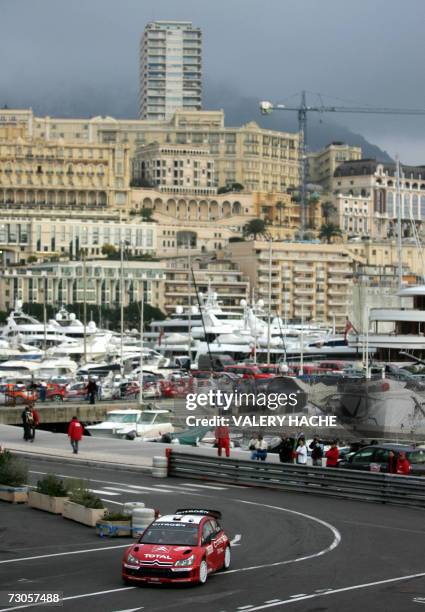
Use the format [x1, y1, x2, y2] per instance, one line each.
[122, 509, 231, 585]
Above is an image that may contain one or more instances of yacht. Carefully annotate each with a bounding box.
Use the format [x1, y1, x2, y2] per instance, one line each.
[49, 306, 98, 339]
[86, 407, 174, 440]
[2, 301, 71, 348]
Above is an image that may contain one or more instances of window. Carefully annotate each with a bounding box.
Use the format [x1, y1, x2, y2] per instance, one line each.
[201, 521, 214, 545]
[352, 448, 375, 463]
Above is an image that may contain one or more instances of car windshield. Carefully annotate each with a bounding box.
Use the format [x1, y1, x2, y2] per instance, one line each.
[140, 524, 199, 546]
[139, 413, 156, 424]
[105, 413, 138, 423]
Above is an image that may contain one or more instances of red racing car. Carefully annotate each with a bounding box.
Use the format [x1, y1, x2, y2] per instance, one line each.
[122, 508, 231, 585]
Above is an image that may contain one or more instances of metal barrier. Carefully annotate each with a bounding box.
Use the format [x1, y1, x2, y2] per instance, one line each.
[168, 451, 425, 508]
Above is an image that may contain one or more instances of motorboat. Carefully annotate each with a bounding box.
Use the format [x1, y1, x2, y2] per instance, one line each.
[86, 407, 174, 440]
[2, 301, 71, 348]
[49, 306, 98, 339]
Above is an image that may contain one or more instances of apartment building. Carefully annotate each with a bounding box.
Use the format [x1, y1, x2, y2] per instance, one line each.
[0, 122, 131, 211]
[346, 239, 425, 278]
[0, 260, 165, 312]
[133, 142, 214, 195]
[308, 142, 362, 190]
[333, 159, 425, 239]
[0, 109, 299, 193]
[229, 241, 362, 329]
[139, 21, 202, 120]
[162, 255, 250, 314]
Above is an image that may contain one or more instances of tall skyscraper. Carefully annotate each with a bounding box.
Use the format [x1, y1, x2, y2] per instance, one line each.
[139, 21, 202, 120]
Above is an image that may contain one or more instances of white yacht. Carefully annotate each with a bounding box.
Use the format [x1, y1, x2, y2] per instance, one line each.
[49, 306, 98, 339]
[2, 301, 71, 348]
[47, 330, 114, 362]
[86, 407, 174, 440]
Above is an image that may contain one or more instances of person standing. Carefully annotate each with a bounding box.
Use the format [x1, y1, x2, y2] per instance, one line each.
[277, 435, 295, 463]
[395, 451, 411, 475]
[325, 440, 340, 467]
[21, 406, 33, 442]
[295, 438, 308, 465]
[68, 416, 83, 454]
[251, 434, 268, 461]
[29, 405, 40, 442]
[87, 378, 98, 405]
[309, 437, 324, 466]
[215, 424, 230, 458]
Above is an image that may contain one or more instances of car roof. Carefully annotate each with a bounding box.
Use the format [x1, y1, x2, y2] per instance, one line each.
[155, 514, 205, 525]
[358, 444, 415, 452]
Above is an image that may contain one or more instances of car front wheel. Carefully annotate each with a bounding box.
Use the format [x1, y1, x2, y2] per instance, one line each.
[198, 559, 208, 585]
[222, 546, 231, 570]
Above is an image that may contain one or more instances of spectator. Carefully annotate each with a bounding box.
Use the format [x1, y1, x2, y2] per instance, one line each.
[29, 405, 40, 442]
[21, 406, 33, 442]
[325, 440, 339, 467]
[277, 435, 295, 463]
[39, 381, 47, 402]
[309, 437, 324, 466]
[215, 424, 230, 458]
[295, 438, 308, 465]
[395, 451, 411, 475]
[68, 416, 83, 454]
[388, 450, 397, 474]
[251, 434, 268, 461]
[87, 378, 98, 405]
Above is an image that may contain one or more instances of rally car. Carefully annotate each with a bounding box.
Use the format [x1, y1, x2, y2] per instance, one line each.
[122, 509, 231, 585]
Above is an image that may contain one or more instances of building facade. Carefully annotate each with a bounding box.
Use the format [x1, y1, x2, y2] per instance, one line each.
[0, 124, 131, 212]
[0, 109, 299, 193]
[0, 260, 165, 312]
[139, 21, 202, 120]
[229, 241, 362, 329]
[133, 142, 214, 195]
[162, 255, 249, 314]
[308, 142, 362, 191]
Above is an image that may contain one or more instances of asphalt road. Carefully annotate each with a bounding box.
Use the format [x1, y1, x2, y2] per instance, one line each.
[1, 457, 425, 612]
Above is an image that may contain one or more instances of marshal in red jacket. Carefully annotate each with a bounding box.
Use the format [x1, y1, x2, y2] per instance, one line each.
[68, 419, 83, 441]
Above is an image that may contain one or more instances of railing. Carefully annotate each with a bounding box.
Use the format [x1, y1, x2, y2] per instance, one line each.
[168, 451, 425, 508]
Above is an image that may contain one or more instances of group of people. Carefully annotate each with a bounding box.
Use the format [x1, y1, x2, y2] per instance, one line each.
[21, 405, 83, 454]
[276, 435, 340, 467]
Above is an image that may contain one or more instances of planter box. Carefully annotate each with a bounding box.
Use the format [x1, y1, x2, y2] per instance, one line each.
[0, 485, 28, 504]
[62, 501, 105, 527]
[28, 491, 69, 515]
[96, 519, 132, 538]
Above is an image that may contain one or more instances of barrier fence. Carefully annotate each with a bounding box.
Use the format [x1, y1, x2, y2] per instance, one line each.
[167, 451, 425, 509]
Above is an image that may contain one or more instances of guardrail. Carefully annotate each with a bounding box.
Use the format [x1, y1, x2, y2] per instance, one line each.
[168, 451, 425, 508]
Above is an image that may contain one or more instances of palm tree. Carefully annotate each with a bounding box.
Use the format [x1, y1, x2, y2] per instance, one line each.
[319, 223, 342, 244]
[243, 218, 267, 240]
[321, 201, 337, 224]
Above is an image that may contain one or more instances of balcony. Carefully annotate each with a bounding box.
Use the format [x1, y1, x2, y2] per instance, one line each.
[328, 267, 352, 274]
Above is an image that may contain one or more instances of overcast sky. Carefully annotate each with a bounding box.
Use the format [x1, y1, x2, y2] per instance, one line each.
[2, 0, 425, 163]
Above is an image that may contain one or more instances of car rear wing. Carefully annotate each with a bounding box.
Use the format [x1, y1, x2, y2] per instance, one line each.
[175, 508, 222, 520]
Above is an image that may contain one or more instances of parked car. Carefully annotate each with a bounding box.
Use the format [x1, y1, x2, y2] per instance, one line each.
[339, 444, 425, 476]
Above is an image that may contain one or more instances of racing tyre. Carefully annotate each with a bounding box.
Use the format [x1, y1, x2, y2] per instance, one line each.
[222, 546, 231, 571]
[198, 559, 208, 585]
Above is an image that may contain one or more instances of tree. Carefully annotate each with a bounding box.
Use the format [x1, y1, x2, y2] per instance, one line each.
[217, 182, 244, 194]
[101, 244, 118, 258]
[321, 201, 337, 223]
[319, 223, 343, 244]
[141, 207, 154, 221]
[243, 218, 267, 240]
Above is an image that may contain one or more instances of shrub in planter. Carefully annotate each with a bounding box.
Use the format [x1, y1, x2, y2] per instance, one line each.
[63, 485, 105, 527]
[96, 510, 132, 538]
[0, 451, 28, 503]
[29, 474, 69, 514]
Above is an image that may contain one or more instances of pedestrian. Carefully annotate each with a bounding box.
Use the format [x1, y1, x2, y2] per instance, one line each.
[21, 406, 33, 442]
[250, 434, 268, 461]
[215, 424, 230, 458]
[39, 381, 47, 402]
[388, 450, 397, 474]
[395, 451, 411, 475]
[29, 404, 40, 442]
[309, 437, 324, 466]
[277, 435, 295, 463]
[87, 378, 98, 405]
[295, 438, 308, 465]
[68, 416, 83, 454]
[325, 440, 340, 467]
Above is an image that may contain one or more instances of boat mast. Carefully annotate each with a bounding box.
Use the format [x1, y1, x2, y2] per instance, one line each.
[187, 238, 192, 361]
[120, 239, 124, 376]
[42, 271, 47, 357]
[82, 251, 87, 364]
[267, 238, 272, 365]
[138, 285, 144, 408]
[396, 156, 403, 291]
[299, 302, 304, 376]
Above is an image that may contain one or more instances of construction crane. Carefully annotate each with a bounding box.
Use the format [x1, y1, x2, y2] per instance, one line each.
[260, 91, 425, 231]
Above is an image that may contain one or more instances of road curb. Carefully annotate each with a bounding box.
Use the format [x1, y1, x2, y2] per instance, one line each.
[10, 449, 153, 475]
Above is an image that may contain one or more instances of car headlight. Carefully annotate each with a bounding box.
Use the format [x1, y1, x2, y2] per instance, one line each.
[174, 554, 195, 567]
[126, 552, 139, 564]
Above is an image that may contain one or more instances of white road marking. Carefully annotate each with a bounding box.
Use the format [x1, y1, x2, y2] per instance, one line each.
[220, 499, 341, 576]
[101, 498, 130, 506]
[112, 608, 143, 612]
[88, 489, 120, 496]
[237, 607, 255, 610]
[241, 571, 425, 610]
[290, 594, 307, 597]
[264, 602, 281, 604]
[230, 534, 242, 547]
[0, 588, 137, 612]
[104, 486, 160, 494]
[154, 484, 205, 491]
[29, 471, 174, 494]
[0, 544, 129, 565]
[179, 483, 227, 490]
